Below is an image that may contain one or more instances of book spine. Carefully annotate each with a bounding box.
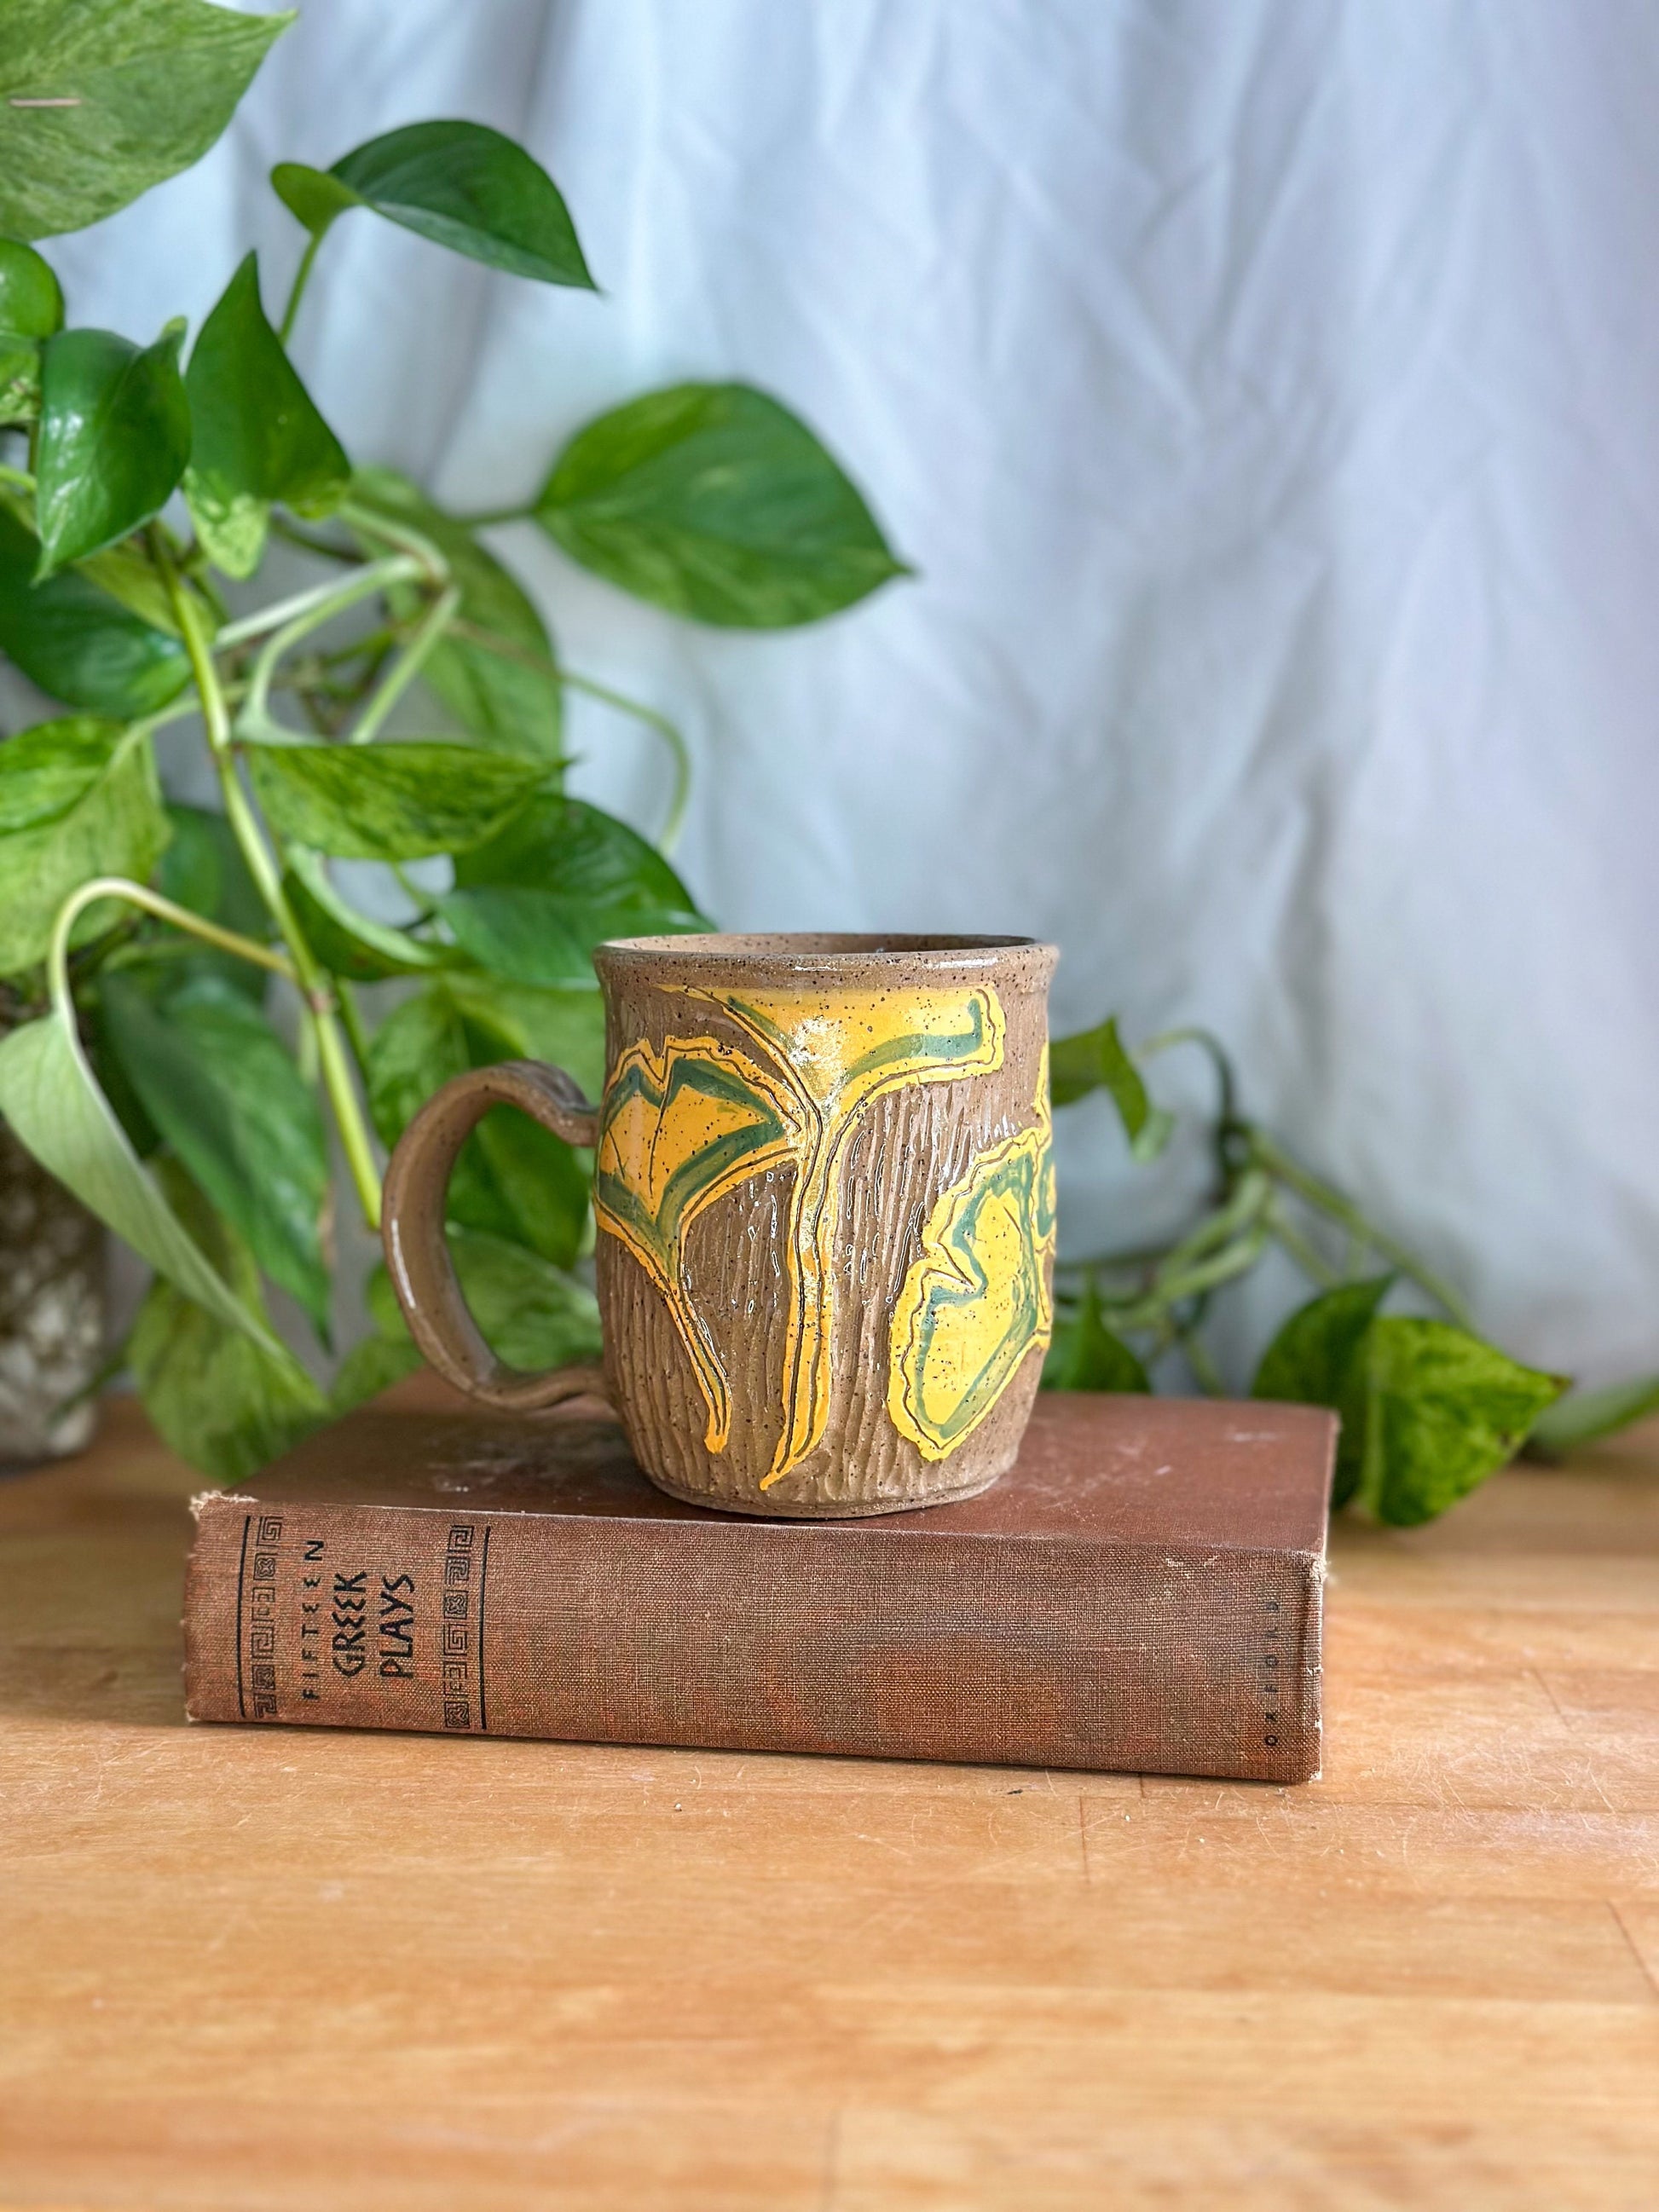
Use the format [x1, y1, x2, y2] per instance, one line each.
[184, 1496, 1322, 1782]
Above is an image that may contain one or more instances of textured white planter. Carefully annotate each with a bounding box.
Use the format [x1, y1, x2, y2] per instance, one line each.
[0, 1122, 104, 1464]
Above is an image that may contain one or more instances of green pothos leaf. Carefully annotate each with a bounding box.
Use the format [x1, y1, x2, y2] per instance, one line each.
[0, 0, 292, 241]
[157, 803, 267, 941]
[535, 382, 907, 628]
[101, 973, 332, 1340]
[0, 239, 56, 424]
[129, 1161, 325, 1481]
[153, 800, 272, 1000]
[0, 713, 131, 831]
[0, 1007, 286, 1360]
[328, 1329, 424, 1415]
[0, 238, 63, 337]
[443, 791, 707, 985]
[184, 251, 349, 577]
[349, 466, 563, 762]
[132, 1269, 326, 1479]
[0, 717, 169, 975]
[35, 321, 192, 573]
[73, 539, 183, 635]
[365, 978, 592, 1269]
[243, 738, 543, 861]
[273, 120, 594, 288]
[1253, 1276, 1393, 1507]
[439, 971, 606, 1099]
[1049, 1014, 1174, 1159]
[1354, 1320, 1565, 1527]
[1042, 1280, 1151, 1392]
[0, 335, 40, 424]
[365, 1228, 601, 1374]
[282, 845, 456, 980]
[0, 498, 189, 716]
[1254, 1281, 1564, 1523]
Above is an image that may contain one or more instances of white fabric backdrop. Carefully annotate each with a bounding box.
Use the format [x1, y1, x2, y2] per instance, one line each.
[27, 0, 1659, 1383]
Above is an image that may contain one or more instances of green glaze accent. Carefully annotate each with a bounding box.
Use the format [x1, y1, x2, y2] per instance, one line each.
[888, 1068, 1056, 1461]
[594, 1032, 801, 1449]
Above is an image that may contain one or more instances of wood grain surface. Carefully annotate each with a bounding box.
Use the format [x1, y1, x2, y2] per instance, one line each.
[2, 1396, 1656, 2210]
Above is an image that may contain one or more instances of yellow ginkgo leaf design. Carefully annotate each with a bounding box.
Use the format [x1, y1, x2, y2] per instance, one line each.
[887, 1060, 1056, 1460]
[592, 983, 1006, 1485]
[593, 1033, 803, 1450]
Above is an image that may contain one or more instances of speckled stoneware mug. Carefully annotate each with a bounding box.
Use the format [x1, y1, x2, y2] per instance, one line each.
[382, 933, 1058, 1518]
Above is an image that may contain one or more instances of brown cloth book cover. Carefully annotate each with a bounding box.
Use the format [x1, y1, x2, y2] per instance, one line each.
[183, 1387, 1334, 1783]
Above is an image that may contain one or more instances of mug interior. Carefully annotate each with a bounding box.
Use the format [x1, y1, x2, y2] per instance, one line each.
[594, 932, 1058, 985]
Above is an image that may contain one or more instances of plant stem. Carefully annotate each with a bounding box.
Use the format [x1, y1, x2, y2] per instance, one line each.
[1139, 1169, 1270, 1294]
[181, 550, 230, 627]
[350, 584, 460, 743]
[0, 459, 35, 494]
[334, 979, 373, 1084]
[1153, 1223, 1272, 1305]
[49, 876, 297, 982]
[448, 502, 533, 528]
[315, 623, 402, 668]
[445, 617, 693, 849]
[217, 574, 377, 650]
[1266, 1201, 1344, 1289]
[1137, 1025, 1240, 1131]
[278, 232, 324, 345]
[219, 557, 419, 658]
[269, 514, 361, 563]
[1055, 1237, 1182, 1277]
[559, 667, 693, 852]
[1179, 1325, 1228, 1396]
[1247, 1128, 1473, 1327]
[154, 536, 385, 1230]
[338, 498, 448, 586]
[128, 695, 210, 743]
[237, 557, 423, 742]
[389, 861, 437, 923]
[1102, 1224, 1270, 1327]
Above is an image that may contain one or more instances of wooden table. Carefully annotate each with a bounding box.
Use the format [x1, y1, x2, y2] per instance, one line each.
[2, 1398, 1656, 2210]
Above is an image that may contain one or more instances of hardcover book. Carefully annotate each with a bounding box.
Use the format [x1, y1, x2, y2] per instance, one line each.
[183, 1385, 1334, 1782]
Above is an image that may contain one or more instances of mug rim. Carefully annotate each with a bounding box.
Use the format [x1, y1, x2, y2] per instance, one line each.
[593, 931, 1059, 980]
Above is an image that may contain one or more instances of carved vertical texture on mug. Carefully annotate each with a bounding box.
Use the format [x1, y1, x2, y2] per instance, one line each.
[592, 981, 1005, 1485]
[710, 983, 1004, 1483]
[591, 1031, 799, 1451]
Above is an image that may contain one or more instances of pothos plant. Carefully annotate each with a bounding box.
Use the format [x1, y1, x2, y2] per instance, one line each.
[0, 3, 1639, 1519]
[0, 2, 907, 1477]
[1039, 1017, 1659, 1523]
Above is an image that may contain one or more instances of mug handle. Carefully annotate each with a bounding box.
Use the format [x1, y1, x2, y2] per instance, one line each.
[381, 1060, 611, 1415]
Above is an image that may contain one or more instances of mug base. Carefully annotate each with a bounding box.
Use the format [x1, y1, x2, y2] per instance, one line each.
[638, 1461, 1006, 1522]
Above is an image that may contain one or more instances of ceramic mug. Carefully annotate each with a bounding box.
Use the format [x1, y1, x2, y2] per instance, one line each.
[382, 932, 1058, 1517]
